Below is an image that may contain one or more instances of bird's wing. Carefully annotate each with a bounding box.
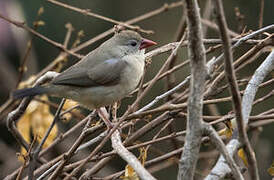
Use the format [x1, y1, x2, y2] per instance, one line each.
[51, 59, 127, 87]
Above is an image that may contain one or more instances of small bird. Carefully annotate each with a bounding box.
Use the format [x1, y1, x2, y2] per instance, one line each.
[12, 30, 156, 127]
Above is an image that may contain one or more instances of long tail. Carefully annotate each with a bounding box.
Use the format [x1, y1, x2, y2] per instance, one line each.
[12, 86, 48, 99]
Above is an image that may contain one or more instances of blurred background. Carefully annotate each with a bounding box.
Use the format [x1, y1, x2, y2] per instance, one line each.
[0, 0, 273, 179]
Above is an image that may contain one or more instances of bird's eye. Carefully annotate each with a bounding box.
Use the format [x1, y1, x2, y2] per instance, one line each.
[129, 40, 137, 47]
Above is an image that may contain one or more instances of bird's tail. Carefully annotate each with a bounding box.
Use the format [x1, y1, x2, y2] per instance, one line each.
[12, 86, 48, 99]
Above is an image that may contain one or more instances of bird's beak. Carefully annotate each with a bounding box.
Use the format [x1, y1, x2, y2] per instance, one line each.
[140, 38, 157, 50]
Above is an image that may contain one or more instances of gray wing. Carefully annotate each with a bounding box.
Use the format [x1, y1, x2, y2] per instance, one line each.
[52, 59, 127, 87]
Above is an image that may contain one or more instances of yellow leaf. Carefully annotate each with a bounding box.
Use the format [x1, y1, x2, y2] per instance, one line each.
[218, 127, 232, 138]
[238, 148, 248, 166]
[53, 56, 68, 72]
[18, 66, 27, 73]
[38, 7, 44, 15]
[78, 30, 85, 37]
[91, 119, 101, 127]
[138, 147, 147, 165]
[17, 95, 58, 162]
[33, 20, 45, 27]
[121, 147, 147, 180]
[218, 121, 233, 138]
[17, 112, 31, 143]
[268, 161, 274, 176]
[72, 30, 85, 48]
[30, 96, 57, 148]
[17, 108, 31, 163]
[122, 164, 139, 180]
[18, 146, 28, 163]
[61, 99, 79, 122]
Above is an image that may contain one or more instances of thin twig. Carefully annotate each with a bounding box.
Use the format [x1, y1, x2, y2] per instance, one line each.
[15, 41, 33, 88]
[110, 104, 156, 180]
[202, 0, 213, 36]
[146, 119, 175, 152]
[165, 8, 186, 150]
[7, 72, 59, 152]
[15, 8, 46, 88]
[165, 6, 187, 100]
[16, 137, 36, 180]
[71, 1, 183, 53]
[5, 72, 59, 180]
[30, 120, 102, 180]
[48, 112, 96, 180]
[201, 18, 239, 37]
[28, 99, 66, 180]
[0, 13, 83, 59]
[258, 0, 264, 39]
[203, 123, 244, 180]
[63, 23, 74, 48]
[47, 0, 153, 34]
[206, 51, 274, 179]
[204, 33, 274, 98]
[135, 76, 190, 113]
[213, 1, 259, 179]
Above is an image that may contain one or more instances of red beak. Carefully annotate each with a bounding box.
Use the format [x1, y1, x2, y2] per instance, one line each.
[139, 38, 157, 50]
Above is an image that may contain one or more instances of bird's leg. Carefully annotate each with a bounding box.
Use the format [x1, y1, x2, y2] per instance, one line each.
[97, 107, 113, 130]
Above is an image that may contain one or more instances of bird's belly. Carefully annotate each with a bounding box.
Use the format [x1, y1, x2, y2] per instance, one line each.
[57, 85, 130, 109]
[81, 85, 128, 109]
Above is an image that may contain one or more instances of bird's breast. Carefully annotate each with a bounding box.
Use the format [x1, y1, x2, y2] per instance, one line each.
[120, 54, 145, 93]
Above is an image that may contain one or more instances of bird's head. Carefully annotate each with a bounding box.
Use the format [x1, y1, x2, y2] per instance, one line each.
[107, 30, 157, 56]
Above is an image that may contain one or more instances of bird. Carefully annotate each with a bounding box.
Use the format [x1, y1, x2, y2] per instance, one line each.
[12, 30, 157, 128]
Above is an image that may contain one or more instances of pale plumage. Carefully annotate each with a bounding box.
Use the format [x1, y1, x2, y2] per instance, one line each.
[13, 30, 156, 110]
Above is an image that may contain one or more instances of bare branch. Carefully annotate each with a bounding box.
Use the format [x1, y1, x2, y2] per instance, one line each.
[258, 0, 264, 38]
[28, 99, 66, 180]
[47, 0, 153, 34]
[201, 18, 239, 37]
[177, 0, 207, 179]
[71, 1, 183, 53]
[203, 123, 244, 180]
[206, 51, 274, 179]
[7, 72, 59, 151]
[0, 13, 83, 59]
[111, 127, 156, 180]
[242, 51, 274, 124]
[48, 113, 96, 180]
[3, 1, 274, 179]
[213, 1, 259, 179]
